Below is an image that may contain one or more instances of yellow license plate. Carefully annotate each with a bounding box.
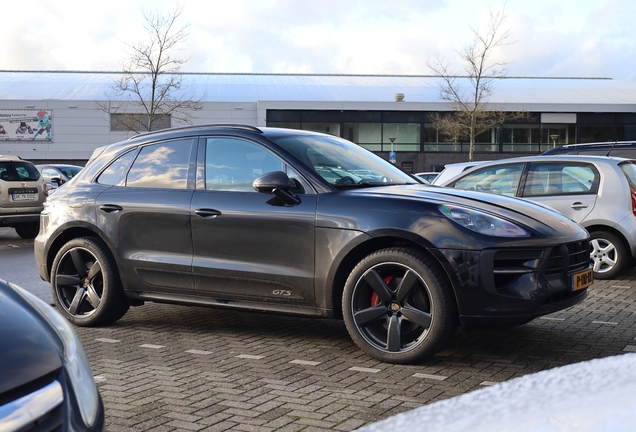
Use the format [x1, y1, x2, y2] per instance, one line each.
[572, 269, 594, 291]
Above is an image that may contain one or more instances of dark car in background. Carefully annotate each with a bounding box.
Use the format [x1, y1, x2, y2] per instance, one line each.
[542, 141, 636, 158]
[0, 278, 104, 431]
[35, 125, 592, 364]
[36, 164, 83, 190]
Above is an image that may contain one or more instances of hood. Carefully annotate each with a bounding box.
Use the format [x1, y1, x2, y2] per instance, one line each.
[345, 184, 586, 238]
[0, 283, 62, 394]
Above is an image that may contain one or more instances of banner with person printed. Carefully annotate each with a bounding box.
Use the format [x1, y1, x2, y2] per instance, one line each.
[0, 109, 53, 141]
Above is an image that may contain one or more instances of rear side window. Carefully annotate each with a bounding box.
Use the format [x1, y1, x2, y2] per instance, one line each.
[523, 163, 598, 197]
[0, 162, 40, 181]
[452, 164, 523, 197]
[619, 161, 636, 188]
[126, 140, 192, 189]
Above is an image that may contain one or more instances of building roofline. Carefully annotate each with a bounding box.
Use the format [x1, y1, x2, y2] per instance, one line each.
[0, 70, 614, 80]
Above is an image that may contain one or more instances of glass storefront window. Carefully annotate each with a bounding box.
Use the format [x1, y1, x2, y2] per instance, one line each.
[502, 125, 540, 152]
[541, 124, 576, 151]
[344, 123, 382, 151]
[383, 123, 420, 151]
[473, 127, 498, 152]
[301, 122, 341, 136]
[579, 125, 616, 143]
[268, 122, 300, 129]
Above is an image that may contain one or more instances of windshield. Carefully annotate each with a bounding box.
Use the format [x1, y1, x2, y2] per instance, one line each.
[270, 133, 417, 187]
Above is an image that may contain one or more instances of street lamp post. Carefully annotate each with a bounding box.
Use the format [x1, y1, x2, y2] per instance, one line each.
[550, 134, 559, 148]
[389, 137, 396, 164]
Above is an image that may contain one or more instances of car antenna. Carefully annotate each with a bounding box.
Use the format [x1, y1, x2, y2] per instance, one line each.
[605, 140, 617, 157]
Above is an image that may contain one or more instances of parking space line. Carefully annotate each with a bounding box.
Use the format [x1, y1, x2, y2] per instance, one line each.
[236, 354, 264, 359]
[186, 349, 213, 355]
[140, 344, 164, 349]
[623, 345, 636, 352]
[480, 381, 499, 386]
[413, 373, 447, 381]
[290, 359, 321, 366]
[348, 367, 380, 373]
[539, 317, 565, 321]
[592, 321, 618, 325]
[611, 286, 631, 289]
[95, 338, 120, 343]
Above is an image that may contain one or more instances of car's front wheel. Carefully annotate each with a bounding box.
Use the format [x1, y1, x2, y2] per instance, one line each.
[590, 230, 627, 280]
[51, 237, 129, 326]
[342, 248, 458, 364]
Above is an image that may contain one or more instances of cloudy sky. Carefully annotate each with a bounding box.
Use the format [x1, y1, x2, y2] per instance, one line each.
[3, 0, 634, 81]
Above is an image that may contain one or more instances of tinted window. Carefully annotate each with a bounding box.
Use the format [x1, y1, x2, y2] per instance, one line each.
[619, 161, 636, 188]
[97, 150, 137, 186]
[453, 164, 523, 197]
[0, 162, 40, 181]
[126, 140, 192, 189]
[205, 137, 283, 192]
[523, 163, 597, 197]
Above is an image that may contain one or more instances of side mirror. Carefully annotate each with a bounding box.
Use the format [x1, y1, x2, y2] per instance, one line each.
[252, 171, 290, 193]
[253, 171, 301, 206]
[51, 177, 62, 186]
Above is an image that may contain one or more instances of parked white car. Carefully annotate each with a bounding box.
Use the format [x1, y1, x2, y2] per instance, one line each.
[437, 155, 636, 279]
[430, 161, 487, 186]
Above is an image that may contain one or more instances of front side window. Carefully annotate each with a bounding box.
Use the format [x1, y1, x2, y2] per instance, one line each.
[452, 164, 524, 197]
[205, 138, 283, 192]
[126, 139, 192, 189]
[523, 163, 598, 197]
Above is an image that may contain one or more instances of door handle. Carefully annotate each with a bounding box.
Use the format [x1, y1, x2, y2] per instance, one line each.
[195, 208, 222, 219]
[99, 204, 123, 213]
[570, 202, 588, 210]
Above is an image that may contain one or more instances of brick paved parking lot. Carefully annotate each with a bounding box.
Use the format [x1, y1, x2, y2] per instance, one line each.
[2, 228, 635, 431]
[76, 274, 636, 432]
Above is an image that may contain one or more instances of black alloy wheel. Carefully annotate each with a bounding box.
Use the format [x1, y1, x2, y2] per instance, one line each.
[51, 237, 129, 326]
[343, 248, 457, 364]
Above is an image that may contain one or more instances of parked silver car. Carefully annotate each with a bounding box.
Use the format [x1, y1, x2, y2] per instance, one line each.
[437, 155, 636, 279]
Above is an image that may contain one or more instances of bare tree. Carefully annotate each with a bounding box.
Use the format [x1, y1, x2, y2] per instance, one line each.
[428, 7, 530, 161]
[98, 3, 202, 133]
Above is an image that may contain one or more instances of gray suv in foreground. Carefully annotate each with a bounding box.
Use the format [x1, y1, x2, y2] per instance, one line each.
[35, 125, 592, 364]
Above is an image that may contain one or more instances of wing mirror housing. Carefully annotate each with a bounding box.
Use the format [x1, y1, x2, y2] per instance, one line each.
[253, 171, 301, 206]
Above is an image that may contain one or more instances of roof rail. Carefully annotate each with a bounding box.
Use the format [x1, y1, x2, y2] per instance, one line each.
[130, 123, 263, 140]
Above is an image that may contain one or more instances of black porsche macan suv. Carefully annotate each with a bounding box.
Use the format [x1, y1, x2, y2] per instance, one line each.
[35, 125, 592, 364]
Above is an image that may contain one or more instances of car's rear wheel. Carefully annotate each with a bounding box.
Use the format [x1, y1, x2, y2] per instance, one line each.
[15, 223, 39, 239]
[51, 237, 129, 326]
[342, 248, 458, 364]
[590, 231, 627, 280]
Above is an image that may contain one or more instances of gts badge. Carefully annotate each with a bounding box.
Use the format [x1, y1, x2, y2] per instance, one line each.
[272, 290, 292, 296]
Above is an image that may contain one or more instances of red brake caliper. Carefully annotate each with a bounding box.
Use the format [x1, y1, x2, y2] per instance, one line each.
[371, 275, 393, 306]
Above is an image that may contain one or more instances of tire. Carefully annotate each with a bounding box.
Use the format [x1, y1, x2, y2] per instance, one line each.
[15, 223, 39, 239]
[342, 247, 458, 364]
[589, 231, 628, 280]
[51, 237, 129, 326]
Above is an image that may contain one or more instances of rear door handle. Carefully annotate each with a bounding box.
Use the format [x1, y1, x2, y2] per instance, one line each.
[570, 202, 588, 210]
[99, 204, 123, 213]
[195, 208, 222, 219]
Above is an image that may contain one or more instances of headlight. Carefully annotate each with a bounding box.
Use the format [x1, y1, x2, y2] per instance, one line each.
[10, 283, 100, 428]
[439, 204, 530, 237]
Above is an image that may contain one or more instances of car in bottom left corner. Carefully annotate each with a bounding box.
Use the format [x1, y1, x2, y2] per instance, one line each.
[0, 278, 104, 432]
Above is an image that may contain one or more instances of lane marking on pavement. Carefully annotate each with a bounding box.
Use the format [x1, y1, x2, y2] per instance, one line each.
[95, 338, 120, 343]
[186, 349, 213, 355]
[611, 285, 631, 289]
[140, 344, 164, 349]
[480, 381, 499, 386]
[237, 354, 264, 359]
[290, 359, 321, 366]
[539, 317, 565, 321]
[592, 321, 618, 325]
[348, 367, 380, 373]
[623, 345, 636, 352]
[413, 373, 447, 381]
[94, 375, 107, 384]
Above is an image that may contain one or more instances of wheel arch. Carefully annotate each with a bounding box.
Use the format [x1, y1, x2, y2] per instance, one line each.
[44, 225, 119, 283]
[329, 232, 458, 320]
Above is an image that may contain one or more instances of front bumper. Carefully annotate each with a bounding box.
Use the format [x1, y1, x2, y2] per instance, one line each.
[438, 239, 591, 328]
